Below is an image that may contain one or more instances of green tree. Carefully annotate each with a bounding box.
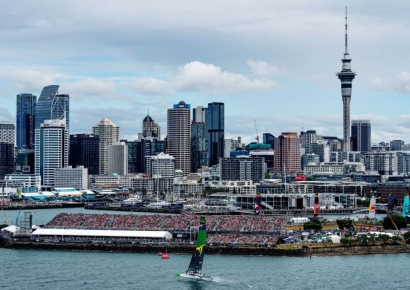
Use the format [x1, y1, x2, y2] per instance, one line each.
[377, 234, 390, 245]
[340, 238, 350, 246]
[303, 219, 322, 231]
[356, 235, 369, 246]
[391, 236, 403, 245]
[382, 214, 408, 230]
[403, 231, 410, 244]
[264, 173, 270, 179]
[336, 219, 354, 230]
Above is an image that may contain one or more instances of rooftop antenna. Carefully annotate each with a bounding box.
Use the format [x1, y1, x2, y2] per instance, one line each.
[345, 6, 348, 54]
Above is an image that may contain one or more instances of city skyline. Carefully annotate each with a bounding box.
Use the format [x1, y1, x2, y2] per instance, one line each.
[1, 1, 410, 143]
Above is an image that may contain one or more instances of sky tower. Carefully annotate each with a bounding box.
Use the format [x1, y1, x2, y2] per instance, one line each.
[337, 7, 356, 153]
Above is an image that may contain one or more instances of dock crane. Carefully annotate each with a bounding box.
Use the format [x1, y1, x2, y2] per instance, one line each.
[254, 119, 259, 143]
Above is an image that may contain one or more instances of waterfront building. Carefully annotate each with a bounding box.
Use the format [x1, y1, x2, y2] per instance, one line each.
[390, 140, 404, 151]
[15, 149, 35, 174]
[207, 102, 224, 167]
[69, 133, 100, 175]
[337, 10, 356, 152]
[167, 101, 191, 176]
[191, 121, 207, 172]
[262, 133, 275, 149]
[362, 151, 397, 176]
[303, 161, 365, 175]
[108, 141, 128, 175]
[34, 119, 69, 187]
[142, 114, 161, 139]
[131, 175, 174, 194]
[16, 93, 37, 149]
[92, 118, 120, 175]
[89, 174, 137, 189]
[4, 173, 41, 193]
[299, 130, 317, 153]
[203, 180, 257, 194]
[351, 120, 371, 152]
[273, 132, 303, 175]
[220, 157, 264, 183]
[54, 166, 88, 190]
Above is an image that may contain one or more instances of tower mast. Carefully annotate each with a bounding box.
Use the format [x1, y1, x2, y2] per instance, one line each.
[337, 7, 356, 154]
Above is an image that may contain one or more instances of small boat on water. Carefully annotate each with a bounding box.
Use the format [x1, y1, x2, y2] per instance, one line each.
[176, 216, 213, 281]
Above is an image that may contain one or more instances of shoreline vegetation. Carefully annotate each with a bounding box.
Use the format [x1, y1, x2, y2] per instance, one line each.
[2, 239, 410, 257]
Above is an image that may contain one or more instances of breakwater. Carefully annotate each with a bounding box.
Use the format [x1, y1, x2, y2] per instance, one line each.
[84, 204, 182, 214]
[2, 239, 410, 257]
[2, 203, 86, 210]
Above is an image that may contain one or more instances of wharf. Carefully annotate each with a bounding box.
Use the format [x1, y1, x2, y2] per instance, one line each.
[84, 204, 182, 214]
[2, 203, 86, 210]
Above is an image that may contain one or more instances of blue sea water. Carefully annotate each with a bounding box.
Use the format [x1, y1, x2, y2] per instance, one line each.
[1, 249, 409, 290]
[0, 208, 404, 290]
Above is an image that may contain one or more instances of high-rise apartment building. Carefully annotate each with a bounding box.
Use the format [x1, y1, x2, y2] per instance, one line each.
[207, 102, 224, 167]
[142, 114, 161, 139]
[300, 130, 317, 153]
[351, 120, 371, 152]
[220, 157, 264, 183]
[391, 140, 404, 151]
[35, 119, 69, 186]
[69, 133, 100, 175]
[263, 133, 275, 149]
[337, 9, 356, 152]
[311, 140, 330, 162]
[0, 142, 14, 179]
[92, 118, 120, 175]
[147, 152, 175, 178]
[16, 93, 37, 149]
[193, 106, 207, 123]
[273, 132, 302, 175]
[167, 101, 191, 176]
[0, 121, 15, 144]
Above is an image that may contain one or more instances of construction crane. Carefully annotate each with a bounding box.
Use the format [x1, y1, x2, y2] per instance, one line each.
[15, 206, 23, 227]
[254, 119, 259, 143]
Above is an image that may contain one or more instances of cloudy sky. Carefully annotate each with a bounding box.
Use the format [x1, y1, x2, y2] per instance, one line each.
[1, 0, 410, 144]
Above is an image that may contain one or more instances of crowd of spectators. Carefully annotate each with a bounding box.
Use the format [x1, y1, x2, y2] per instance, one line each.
[44, 213, 287, 246]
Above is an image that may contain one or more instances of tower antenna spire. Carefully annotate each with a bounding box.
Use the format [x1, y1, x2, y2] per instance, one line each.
[345, 6, 348, 54]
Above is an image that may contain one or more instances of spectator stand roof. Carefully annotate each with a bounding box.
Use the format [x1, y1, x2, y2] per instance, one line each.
[31, 229, 172, 240]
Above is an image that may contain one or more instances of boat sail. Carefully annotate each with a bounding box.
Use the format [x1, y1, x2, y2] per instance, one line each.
[368, 194, 376, 219]
[402, 193, 409, 220]
[176, 216, 213, 281]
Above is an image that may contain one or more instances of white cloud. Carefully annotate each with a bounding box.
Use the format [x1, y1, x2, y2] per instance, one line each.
[60, 79, 116, 97]
[124, 77, 173, 96]
[0, 68, 59, 93]
[368, 76, 389, 91]
[396, 71, 410, 94]
[246, 59, 280, 77]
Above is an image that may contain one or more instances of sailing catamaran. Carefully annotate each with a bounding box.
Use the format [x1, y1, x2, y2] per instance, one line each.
[176, 216, 213, 281]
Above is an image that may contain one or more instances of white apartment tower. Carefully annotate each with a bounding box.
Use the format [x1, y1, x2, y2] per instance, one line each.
[92, 118, 120, 175]
[35, 119, 68, 187]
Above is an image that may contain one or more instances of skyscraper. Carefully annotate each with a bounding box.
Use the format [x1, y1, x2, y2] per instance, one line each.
[92, 118, 120, 175]
[191, 105, 208, 173]
[207, 102, 224, 167]
[35, 119, 68, 187]
[193, 106, 207, 122]
[35, 85, 69, 132]
[108, 141, 128, 175]
[337, 8, 356, 153]
[351, 120, 371, 152]
[262, 133, 275, 149]
[142, 114, 161, 139]
[167, 101, 191, 176]
[0, 121, 15, 144]
[69, 133, 100, 175]
[273, 132, 302, 175]
[16, 93, 37, 149]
